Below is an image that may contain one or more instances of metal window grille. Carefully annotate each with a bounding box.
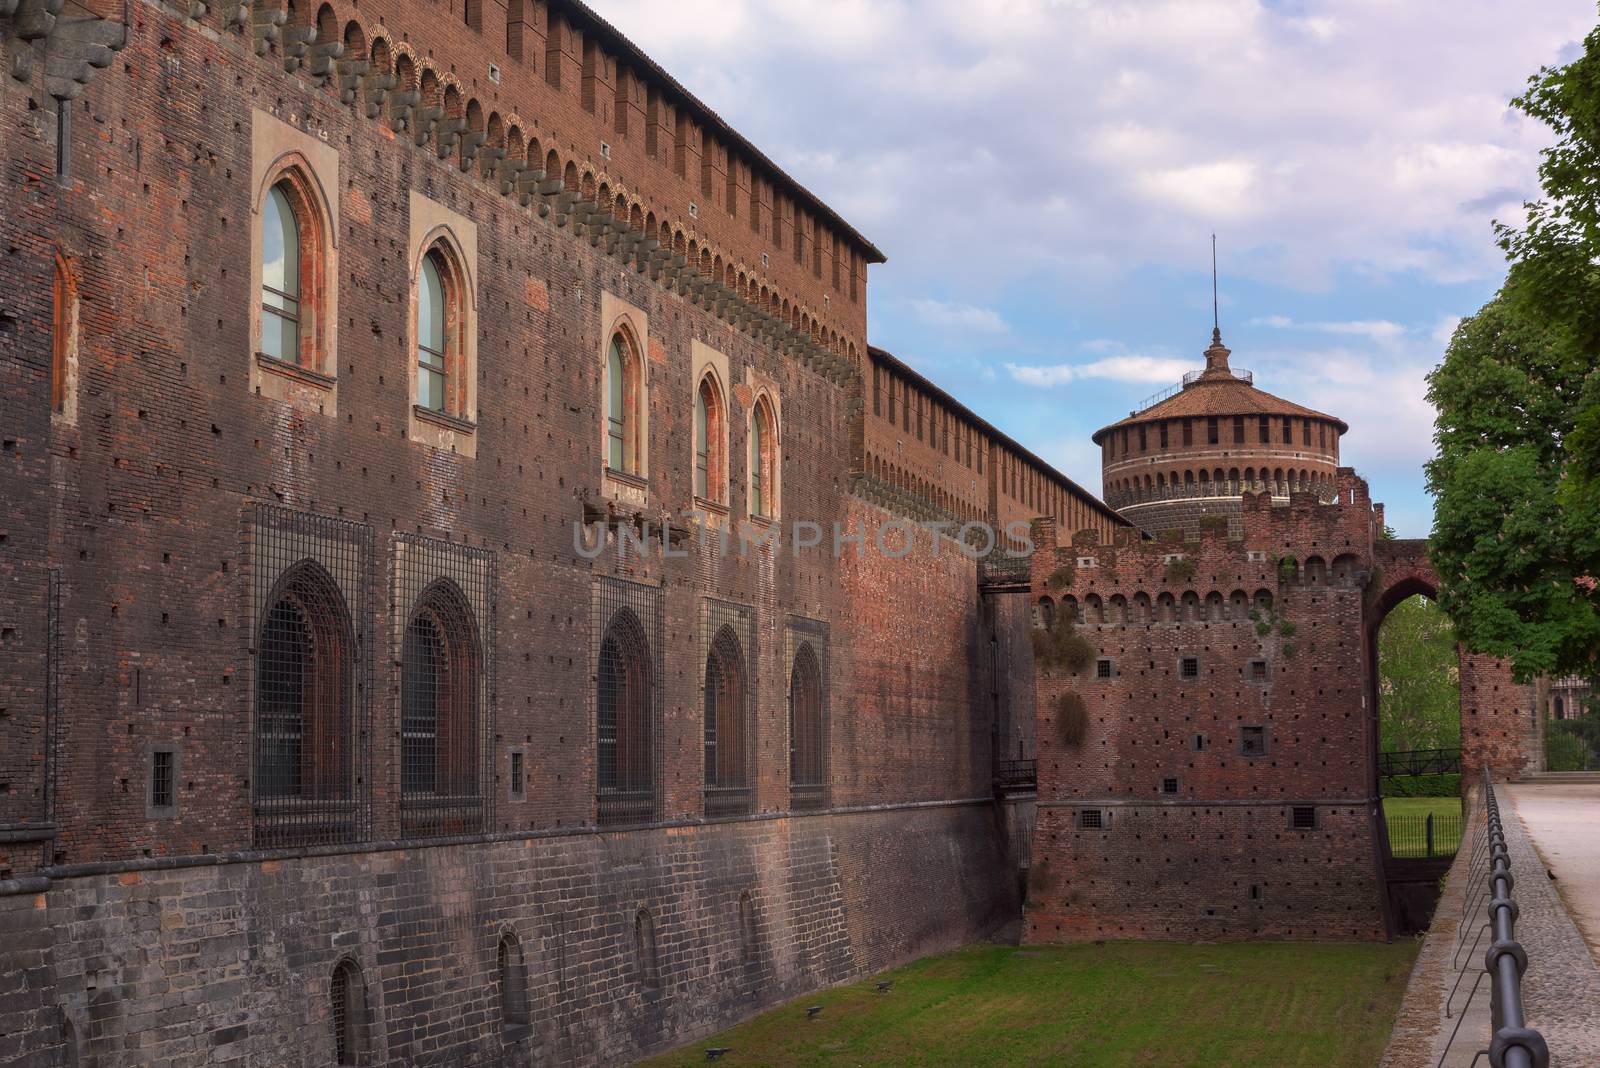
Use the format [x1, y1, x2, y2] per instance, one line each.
[1290, 805, 1317, 830]
[1096, 658, 1113, 679]
[786, 615, 829, 811]
[1161, 777, 1178, 795]
[1078, 809, 1104, 830]
[249, 504, 372, 849]
[595, 577, 663, 826]
[498, 934, 529, 1030]
[1180, 657, 1199, 679]
[330, 959, 370, 1065]
[703, 600, 756, 818]
[1241, 725, 1267, 758]
[1250, 660, 1268, 681]
[509, 750, 524, 799]
[394, 532, 495, 838]
[151, 750, 175, 810]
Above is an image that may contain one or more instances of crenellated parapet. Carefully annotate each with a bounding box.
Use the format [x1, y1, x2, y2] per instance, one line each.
[3, 0, 127, 98]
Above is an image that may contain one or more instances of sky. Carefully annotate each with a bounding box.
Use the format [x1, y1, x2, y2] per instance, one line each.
[589, 0, 1596, 537]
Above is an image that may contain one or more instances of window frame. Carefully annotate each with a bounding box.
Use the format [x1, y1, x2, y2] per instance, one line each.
[254, 158, 335, 380]
[748, 392, 780, 519]
[693, 369, 729, 506]
[411, 234, 474, 425]
[603, 325, 646, 478]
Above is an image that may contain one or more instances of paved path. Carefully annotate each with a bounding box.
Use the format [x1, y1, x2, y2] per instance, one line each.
[1383, 782, 1600, 1068]
[1505, 782, 1600, 969]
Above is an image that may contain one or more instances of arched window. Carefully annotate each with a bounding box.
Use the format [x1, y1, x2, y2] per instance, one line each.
[597, 608, 654, 824]
[749, 396, 778, 518]
[401, 580, 482, 836]
[703, 625, 749, 817]
[789, 643, 825, 810]
[261, 183, 302, 363]
[497, 932, 530, 1034]
[694, 373, 727, 504]
[738, 890, 758, 963]
[415, 240, 469, 418]
[255, 561, 354, 846]
[331, 959, 369, 1065]
[51, 253, 76, 418]
[634, 908, 660, 989]
[605, 329, 643, 474]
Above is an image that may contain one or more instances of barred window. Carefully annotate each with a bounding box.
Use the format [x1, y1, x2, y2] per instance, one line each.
[331, 959, 369, 1065]
[255, 561, 355, 846]
[704, 625, 750, 818]
[789, 642, 825, 810]
[401, 580, 482, 836]
[497, 932, 530, 1034]
[597, 607, 655, 825]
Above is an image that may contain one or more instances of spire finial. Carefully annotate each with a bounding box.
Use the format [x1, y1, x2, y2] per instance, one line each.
[1211, 232, 1221, 346]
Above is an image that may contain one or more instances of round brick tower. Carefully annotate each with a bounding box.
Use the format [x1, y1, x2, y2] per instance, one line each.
[1093, 328, 1347, 537]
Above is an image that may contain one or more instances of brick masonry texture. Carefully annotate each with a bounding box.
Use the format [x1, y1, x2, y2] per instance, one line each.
[1023, 476, 1540, 944]
[0, 0, 1069, 1062]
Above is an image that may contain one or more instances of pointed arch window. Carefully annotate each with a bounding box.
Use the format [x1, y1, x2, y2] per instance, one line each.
[597, 607, 655, 824]
[254, 561, 355, 846]
[331, 959, 369, 1065]
[694, 372, 727, 504]
[401, 580, 482, 836]
[605, 329, 644, 475]
[704, 625, 750, 817]
[262, 184, 302, 363]
[789, 642, 826, 810]
[749, 396, 778, 518]
[414, 239, 470, 421]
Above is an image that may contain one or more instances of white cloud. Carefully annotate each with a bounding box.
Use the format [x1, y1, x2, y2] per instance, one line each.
[1006, 355, 1193, 387]
[1251, 316, 1410, 344]
[910, 299, 1010, 333]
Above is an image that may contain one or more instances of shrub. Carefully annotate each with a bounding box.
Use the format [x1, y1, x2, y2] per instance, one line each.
[1277, 619, 1297, 638]
[1032, 623, 1095, 673]
[1282, 642, 1297, 659]
[1046, 565, 1075, 590]
[1200, 515, 1228, 532]
[1277, 554, 1299, 584]
[1255, 618, 1273, 637]
[1165, 558, 1197, 584]
[1057, 691, 1088, 746]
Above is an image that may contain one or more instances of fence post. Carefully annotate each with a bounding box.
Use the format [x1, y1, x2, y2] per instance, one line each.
[1426, 813, 1434, 858]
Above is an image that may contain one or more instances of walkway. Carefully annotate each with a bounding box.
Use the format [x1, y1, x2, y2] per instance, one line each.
[1381, 781, 1600, 1067]
[1505, 781, 1600, 969]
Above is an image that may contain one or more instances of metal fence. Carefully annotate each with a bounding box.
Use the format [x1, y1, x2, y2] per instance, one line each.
[786, 615, 829, 811]
[703, 598, 756, 819]
[1386, 811, 1462, 859]
[1437, 772, 1549, 1068]
[1379, 747, 1462, 778]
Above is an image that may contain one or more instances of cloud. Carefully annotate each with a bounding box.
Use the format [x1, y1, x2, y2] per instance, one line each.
[910, 299, 1010, 334]
[1006, 355, 1194, 387]
[1251, 316, 1410, 344]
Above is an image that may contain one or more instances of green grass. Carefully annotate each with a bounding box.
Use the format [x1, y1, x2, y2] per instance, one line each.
[637, 940, 1418, 1068]
[1383, 796, 1464, 859]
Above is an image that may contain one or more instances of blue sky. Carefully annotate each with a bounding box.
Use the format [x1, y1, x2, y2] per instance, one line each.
[592, 0, 1595, 537]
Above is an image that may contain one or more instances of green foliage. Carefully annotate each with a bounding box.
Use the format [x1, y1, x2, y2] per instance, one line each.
[1277, 620, 1297, 639]
[1547, 712, 1600, 771]
[1431, 31, 1600, 681]
[1056, 691, 1089, 746]
[1165, 557, 1197, 584]
[1281, 643, 1297, 659]
[1276, 554, 1298, 585]
[1046, 564, 1076, 590]
[1378, 596, 1462, 752]
[1200, 515, 1228, 532]
[1381, 773, 1462, 798]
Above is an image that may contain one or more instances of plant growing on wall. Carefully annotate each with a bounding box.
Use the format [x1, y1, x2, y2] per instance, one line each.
[1165, 557, 1197, 584]
[1057, 691, 1089, 746]
[1046, 564, 1076, 590]
[1032, 622, 1095, 673]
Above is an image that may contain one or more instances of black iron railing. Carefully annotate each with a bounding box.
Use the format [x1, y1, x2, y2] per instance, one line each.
[1379, 747, 1461, 778]
[1385, 811, 1462, 859]
[1438, 772, 1548, 1068]
[994, 759, 1037, 792]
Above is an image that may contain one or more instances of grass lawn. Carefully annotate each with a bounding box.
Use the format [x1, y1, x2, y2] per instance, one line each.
[1383, 796, 1464, 858]
[636, 940, 1418, 1068]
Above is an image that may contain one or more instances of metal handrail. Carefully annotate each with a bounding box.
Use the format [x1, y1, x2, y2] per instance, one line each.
[1438, 772, 1549, 1068]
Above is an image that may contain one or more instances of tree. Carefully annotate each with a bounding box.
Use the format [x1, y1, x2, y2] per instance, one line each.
[1423, 22, 1600, 683]
[1378, 596, 1460, 752]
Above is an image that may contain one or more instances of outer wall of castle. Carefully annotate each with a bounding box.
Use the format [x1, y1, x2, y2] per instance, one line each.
[1024, 479, 1541, 943]
[0, 0, 1096, 1060]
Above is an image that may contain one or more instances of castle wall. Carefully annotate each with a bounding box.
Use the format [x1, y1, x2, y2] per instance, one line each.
[0, 1, 1021, 1063]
